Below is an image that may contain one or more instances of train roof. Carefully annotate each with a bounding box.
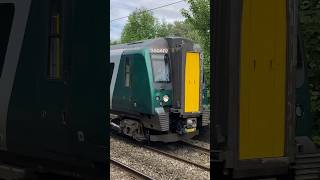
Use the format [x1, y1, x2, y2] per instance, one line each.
[110, 37, 193, 51]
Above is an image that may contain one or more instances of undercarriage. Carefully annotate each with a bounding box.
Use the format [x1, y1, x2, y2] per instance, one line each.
[110, 113, 201, 143]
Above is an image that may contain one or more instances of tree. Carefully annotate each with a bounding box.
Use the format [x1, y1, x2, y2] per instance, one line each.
[181, 0, 210, 54]
[155, 20, 171, 37]
[121, 9, 157, 43]
[181, 0, 210, 101]
[120, 8, 202, 43]
[110, 40, 120, 45]
[300, 0, 320, 138]
[166, 21, 201, 42]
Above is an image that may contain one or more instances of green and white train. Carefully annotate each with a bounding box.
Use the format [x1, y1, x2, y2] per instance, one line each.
[110, 37, 210, 142]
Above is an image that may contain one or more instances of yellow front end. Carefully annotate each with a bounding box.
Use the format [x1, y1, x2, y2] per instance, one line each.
[239, 0, 287, 159]
[184, 52, 201, 113]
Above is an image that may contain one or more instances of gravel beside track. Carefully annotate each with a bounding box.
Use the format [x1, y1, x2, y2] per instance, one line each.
[111, 158, 154, 180]
[142, 145, 210, 171]
[181, 139, 210, 151]
[110, 163, 140, 180]
[150, 142, 210, 169]
[110, 136, 210, 180]
[180, 142, 210, 154]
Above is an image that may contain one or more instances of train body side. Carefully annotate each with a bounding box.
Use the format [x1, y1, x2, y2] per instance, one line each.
[213, 0, 297, 178]
[111, 49, 156, 115]
[0, 0, 108, 178]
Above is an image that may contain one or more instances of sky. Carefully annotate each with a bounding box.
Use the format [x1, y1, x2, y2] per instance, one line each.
[110, 0, 190, 41]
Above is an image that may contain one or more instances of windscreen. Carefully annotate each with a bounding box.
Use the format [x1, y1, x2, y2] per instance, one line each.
[0, 3, 15, 78]
[151, 53, 170, 83]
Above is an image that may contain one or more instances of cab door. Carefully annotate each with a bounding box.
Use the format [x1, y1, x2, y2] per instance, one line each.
[239, 0, 287, 159]
[184, 52, 201, 113]
[37, 0, 71, 155]
[112, 54, 133, 112]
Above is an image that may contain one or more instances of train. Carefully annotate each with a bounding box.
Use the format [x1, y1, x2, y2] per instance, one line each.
[110, 38, 210, 143]
[1, 0, 318, 179]
[0, 0, 107, 179]
[212, 0, 298, 179]
[212, 0, 320, 179]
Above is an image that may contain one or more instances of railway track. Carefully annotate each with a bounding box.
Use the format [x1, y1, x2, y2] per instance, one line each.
[110, 158, 156, 180]
[142, 145, 210, 171]
[180, 141, 210, 154]
[110, 133, 210, 171]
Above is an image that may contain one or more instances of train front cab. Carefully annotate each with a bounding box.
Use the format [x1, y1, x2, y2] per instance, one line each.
[149, 38, 210, 142]
[213, 0, 297, 179]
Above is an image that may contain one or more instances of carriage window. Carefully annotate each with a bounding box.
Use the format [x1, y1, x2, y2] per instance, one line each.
[297, 38, 304, 69]
[109, 62, 115, 85]
[48, 0, 62, 79]
[0, 3, 14, 78]
[151, 53, 170, 82]
[125, 57, 130, 87]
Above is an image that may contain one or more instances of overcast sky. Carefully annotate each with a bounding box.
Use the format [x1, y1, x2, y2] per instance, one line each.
[110, 0, 190, 41]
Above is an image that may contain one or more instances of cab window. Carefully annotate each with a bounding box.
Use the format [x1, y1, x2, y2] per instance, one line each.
[151, 53, 170, 83]
[109, 62, 114, 85]
[0, 3, 14, 78]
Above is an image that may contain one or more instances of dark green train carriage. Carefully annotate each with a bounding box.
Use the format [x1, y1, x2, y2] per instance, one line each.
[110, 38, 210, 142]
[0, 0, 107, 179]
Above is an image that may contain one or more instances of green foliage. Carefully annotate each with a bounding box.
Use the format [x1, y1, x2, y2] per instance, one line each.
[120, 9, 194, 42]
[181, 0, 210, 101]
[167, 21, 201, 42]
[120, 8, 201, 43]
[121, 9, 157, 43]
[110, 40, 120, 45]
[181, 0, 210, 54]
[312, 136, 320, 147]
[155, 20, 171, 37]
[300, 0, 320, 136]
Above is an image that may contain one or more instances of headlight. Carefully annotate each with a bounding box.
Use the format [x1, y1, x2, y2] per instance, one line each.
[187, 118, 197, 128]
[156, 96, 160, 101]
[163, 95, 169, 102]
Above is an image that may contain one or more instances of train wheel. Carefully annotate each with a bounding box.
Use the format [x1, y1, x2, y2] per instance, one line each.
[146, 129, 150, 145]
[132, 129, 145, 142]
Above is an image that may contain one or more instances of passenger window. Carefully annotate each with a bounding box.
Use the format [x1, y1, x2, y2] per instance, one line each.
[0, 3, 14, 78]
[109, 62, 115, 85]
[48, 0, 63, 80]
[124, 56, 130, 87]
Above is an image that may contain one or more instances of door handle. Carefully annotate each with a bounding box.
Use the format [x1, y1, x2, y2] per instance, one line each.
[62, 111, 67, 125]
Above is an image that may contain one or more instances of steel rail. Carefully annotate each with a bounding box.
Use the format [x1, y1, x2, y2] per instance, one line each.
[142, 145, 210, 171]
[110, 158, 156, 180]
[111, 133, 210, 171]
[180, 141, 210, 154]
